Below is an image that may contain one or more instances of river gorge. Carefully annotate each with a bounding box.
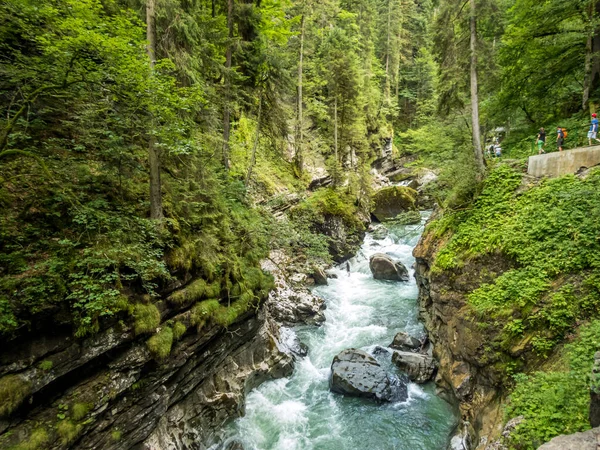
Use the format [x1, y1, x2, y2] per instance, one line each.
[220, 214, 459, 449]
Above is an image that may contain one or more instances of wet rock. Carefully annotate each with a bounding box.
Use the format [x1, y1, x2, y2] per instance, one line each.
[485, 416, 523, 450]
[221, 440, 246, 450]
[391, 350, 437, 383]
[590, 351, 600, 427]
[279, 327, 308, 358]
[537, 426, 600, 450]
[312, 267, 328, 286]
[262, 252, 326, 326]
[267, 288, 326, 326]
[371, 186, 417, 222]
[329, 349, 407, 402]
[372, 346, 390, 355]
[387, 167, 415, 183]
[369, 224, 389, 240]
[369, 253, 409, 281]
[389, 332, 421, 353]
[326, 272, 338, 279]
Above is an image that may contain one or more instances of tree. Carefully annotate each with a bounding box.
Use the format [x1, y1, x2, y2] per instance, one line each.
[470, 0, 485, 176]
[147, 0, 163, 219]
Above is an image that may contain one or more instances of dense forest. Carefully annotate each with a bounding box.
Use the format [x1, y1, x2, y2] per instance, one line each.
[2, 0, 600, 448]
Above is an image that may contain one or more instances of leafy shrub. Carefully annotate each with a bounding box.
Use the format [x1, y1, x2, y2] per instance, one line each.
[505, 320, 600, 448]
[432, 166, 600, 358]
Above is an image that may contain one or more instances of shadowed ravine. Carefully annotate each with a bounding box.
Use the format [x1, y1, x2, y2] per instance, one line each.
[221, 214, 459, 449]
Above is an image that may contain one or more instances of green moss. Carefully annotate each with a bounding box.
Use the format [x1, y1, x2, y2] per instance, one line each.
[295, 188, 361, 226]
[146, 326, 174, 361]
[190, 299, 221, 329]
[38, 360, 53, 371]
[9, 428, 49, 450]
[133, 303, 160, 335]
[168, 279, 208, 305]
[371, 186, 417, 221]
[71, 402, 92, 421]
[172, 322, 187, 341]
[0, 375, 32, 417]
[57, 420, 82, 445]
[111, 430, 122, 442]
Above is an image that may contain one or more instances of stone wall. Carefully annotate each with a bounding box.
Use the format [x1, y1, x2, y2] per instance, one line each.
[527, 145, 600, 177]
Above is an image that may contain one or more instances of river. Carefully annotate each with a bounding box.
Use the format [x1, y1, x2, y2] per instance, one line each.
[223, 214, 458, 449]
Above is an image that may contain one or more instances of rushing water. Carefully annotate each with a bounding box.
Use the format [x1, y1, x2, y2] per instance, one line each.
[223, 215, 458, 449]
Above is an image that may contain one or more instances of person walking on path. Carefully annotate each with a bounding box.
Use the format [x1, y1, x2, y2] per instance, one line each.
[537, 128, 546, 154]
[557, 127, 564, 152]
[589, 113, 600, 146]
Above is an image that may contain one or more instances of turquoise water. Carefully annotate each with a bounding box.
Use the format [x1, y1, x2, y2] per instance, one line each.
[222, 217, 458, 449]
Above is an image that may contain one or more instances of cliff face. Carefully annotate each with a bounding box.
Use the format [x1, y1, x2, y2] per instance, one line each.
[0, 299, 294, 450]
[414, 229, 514, 448]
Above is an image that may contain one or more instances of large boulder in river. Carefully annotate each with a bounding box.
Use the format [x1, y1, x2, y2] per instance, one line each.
[391, 350, 437, 383]
[329, 349, 407, 402]
[371, 186, 417, 222]
[369, 253, 409, 281]
[390, 332, 422, 352]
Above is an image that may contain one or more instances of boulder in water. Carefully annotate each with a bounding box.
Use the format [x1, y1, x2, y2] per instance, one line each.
[312, 267, 328, 286]
[391, 350, 437, 383]
[371, 186, 417, 221]
[329, 349, 407, 402]
[390, 332, 422, 352]
[369, 253, 409, 281]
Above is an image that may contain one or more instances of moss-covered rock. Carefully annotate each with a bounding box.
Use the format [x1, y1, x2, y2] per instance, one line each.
[0, 374, 32, 417]
[371, 186, 417, 221]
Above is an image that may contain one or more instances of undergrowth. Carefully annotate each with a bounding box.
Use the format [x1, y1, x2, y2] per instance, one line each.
[505, 320, 600, 449]
[429, 164, 600, 446]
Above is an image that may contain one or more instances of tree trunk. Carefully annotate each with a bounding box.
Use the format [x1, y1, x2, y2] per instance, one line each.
[469, 0, 485, 177]
[334, 96, 338, 184]
[246, 96, 262, 186]
[147, 0, 163, 220]
[384, 0, 392, 102]
[583, 0, 600, 110]
[295, 14, 305, 175]
[222, 0, 234, 171]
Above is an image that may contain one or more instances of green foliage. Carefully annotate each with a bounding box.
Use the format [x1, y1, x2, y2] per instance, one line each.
[0, 375, 31, 417]
[56, 420, 82, 445]
[433, 166, 600, 358]
[505, 320, 600, 448]
[288, 188, 365, 262]
[133, 304, 161, 336]
[146, 327, 174, 361]
[9, 428, 49, 450]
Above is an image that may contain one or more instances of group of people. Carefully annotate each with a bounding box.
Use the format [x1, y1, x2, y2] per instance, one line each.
[536, 126, 566, 154]
[486, 141, 502, 158]
[536, 113, 600, 155]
